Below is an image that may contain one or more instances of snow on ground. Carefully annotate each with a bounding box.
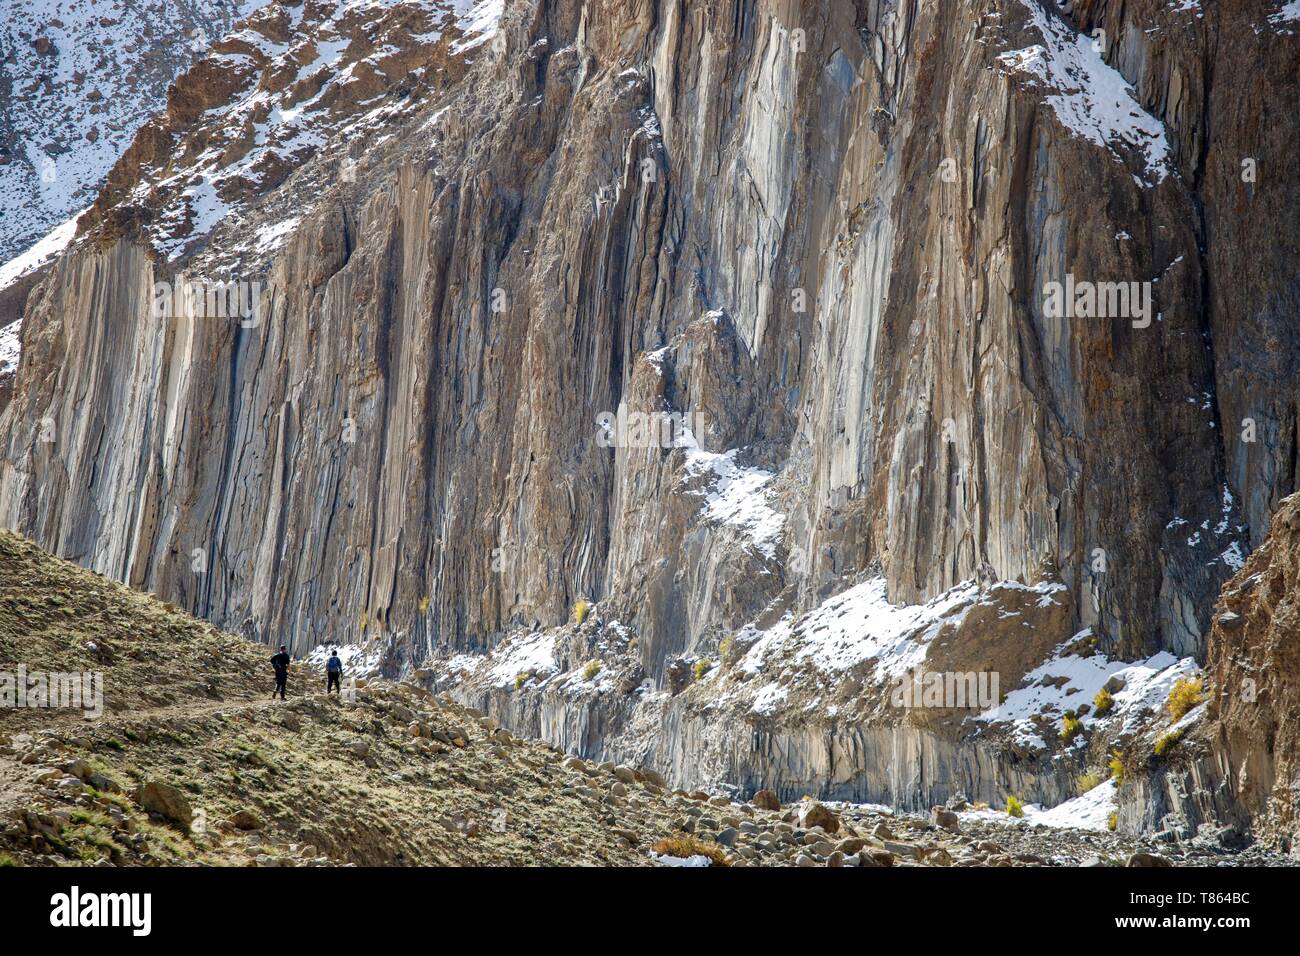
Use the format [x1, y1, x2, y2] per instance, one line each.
[1035, 778, 1117, 829]
[728, 577, 1067, 716]
[997, 0, 1171, 184]
[975, 634, 1201, 749]
[961, 779, 1118, 832]
[678, 430, 785, 560]
[304, 641, 383, 678]
[483, 630, 559, 688]
[650, 851, 713, 867]
[0, 1, 269, 261]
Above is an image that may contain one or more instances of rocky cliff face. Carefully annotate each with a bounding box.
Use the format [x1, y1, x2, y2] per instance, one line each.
[1, 0, 1298, 824]
[1195, 492, 1300, 849]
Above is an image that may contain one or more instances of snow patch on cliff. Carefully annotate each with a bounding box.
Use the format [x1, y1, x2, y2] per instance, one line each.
[0, 211, 85, 294]
[739, 579, 971, 681]
[0, 321, 22, 377]
[484, 631, 559, 688]
[975, 638, 1201, 749]
[1270, 2, 1300, 27]
[449, 0, 504, 52]
[679, 433, 785, 560]
[998, 0, 1171, 184]
[0, 0, 269, 260]
[727, 577, 1070, 718]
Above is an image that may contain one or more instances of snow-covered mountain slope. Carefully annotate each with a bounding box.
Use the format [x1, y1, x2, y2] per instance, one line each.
[0, 0, 269, 263]
[82, 0, 503, 269]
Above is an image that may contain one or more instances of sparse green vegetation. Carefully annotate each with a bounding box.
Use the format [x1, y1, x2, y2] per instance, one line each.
[581, 659, 602, 681]
[1060, 713, 1083, 743]
[1108, 813, 1118, 832]
[0, 853, 18, 867]
[1077, 772, 1102, 794]
[68, 809, 113, 828]
[693, 659, 713, 681]
[573, 600, 592, 625]
[651, 835, 731, 866]
[719, 637, 733, 658]
[1093, 688, 1114, 717]
[1108, 751, 1125, 787]
[1154, 729, 1185, 758]
[1006, 795, 1025, 818]
[1166, 677, 1204, 720]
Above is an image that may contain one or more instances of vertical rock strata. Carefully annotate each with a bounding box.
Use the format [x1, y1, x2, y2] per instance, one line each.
[1, 1, 1297, 815]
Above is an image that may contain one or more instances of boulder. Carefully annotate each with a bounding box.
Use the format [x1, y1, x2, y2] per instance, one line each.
[638, 767, 667, 788]
[922, 846, 954, 866]
[133, 781, 193, 829]
[931, 806, 960, 832]
[230, 809, 262, 830]
[796, 800, 840, 834]
[752, 788, 781, 811]
[86, 771, 122, 793]
[60, 758, 92, 781]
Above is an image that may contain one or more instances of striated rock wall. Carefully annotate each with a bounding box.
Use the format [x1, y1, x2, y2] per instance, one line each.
[462, 676, 1079, 809]
[1, 0, 1298, 822]
[1198, 491, 1300, 849]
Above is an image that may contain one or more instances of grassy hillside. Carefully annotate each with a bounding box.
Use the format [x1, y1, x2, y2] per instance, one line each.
[0, 531, 688, 865]
[2, 531, 1158, 868]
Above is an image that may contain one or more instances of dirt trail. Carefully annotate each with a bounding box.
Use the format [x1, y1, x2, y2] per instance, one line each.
[0, 677, 325, 819]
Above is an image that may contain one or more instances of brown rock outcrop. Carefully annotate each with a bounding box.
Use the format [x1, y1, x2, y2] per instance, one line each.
[1, 0, 1297, 820]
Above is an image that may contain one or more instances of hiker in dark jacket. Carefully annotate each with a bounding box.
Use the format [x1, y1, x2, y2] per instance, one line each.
[326, 650, 343, 695]
[271, 645, 290, 700]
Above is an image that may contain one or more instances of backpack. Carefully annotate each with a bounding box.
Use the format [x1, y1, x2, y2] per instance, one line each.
[327, 655, 342, 674]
